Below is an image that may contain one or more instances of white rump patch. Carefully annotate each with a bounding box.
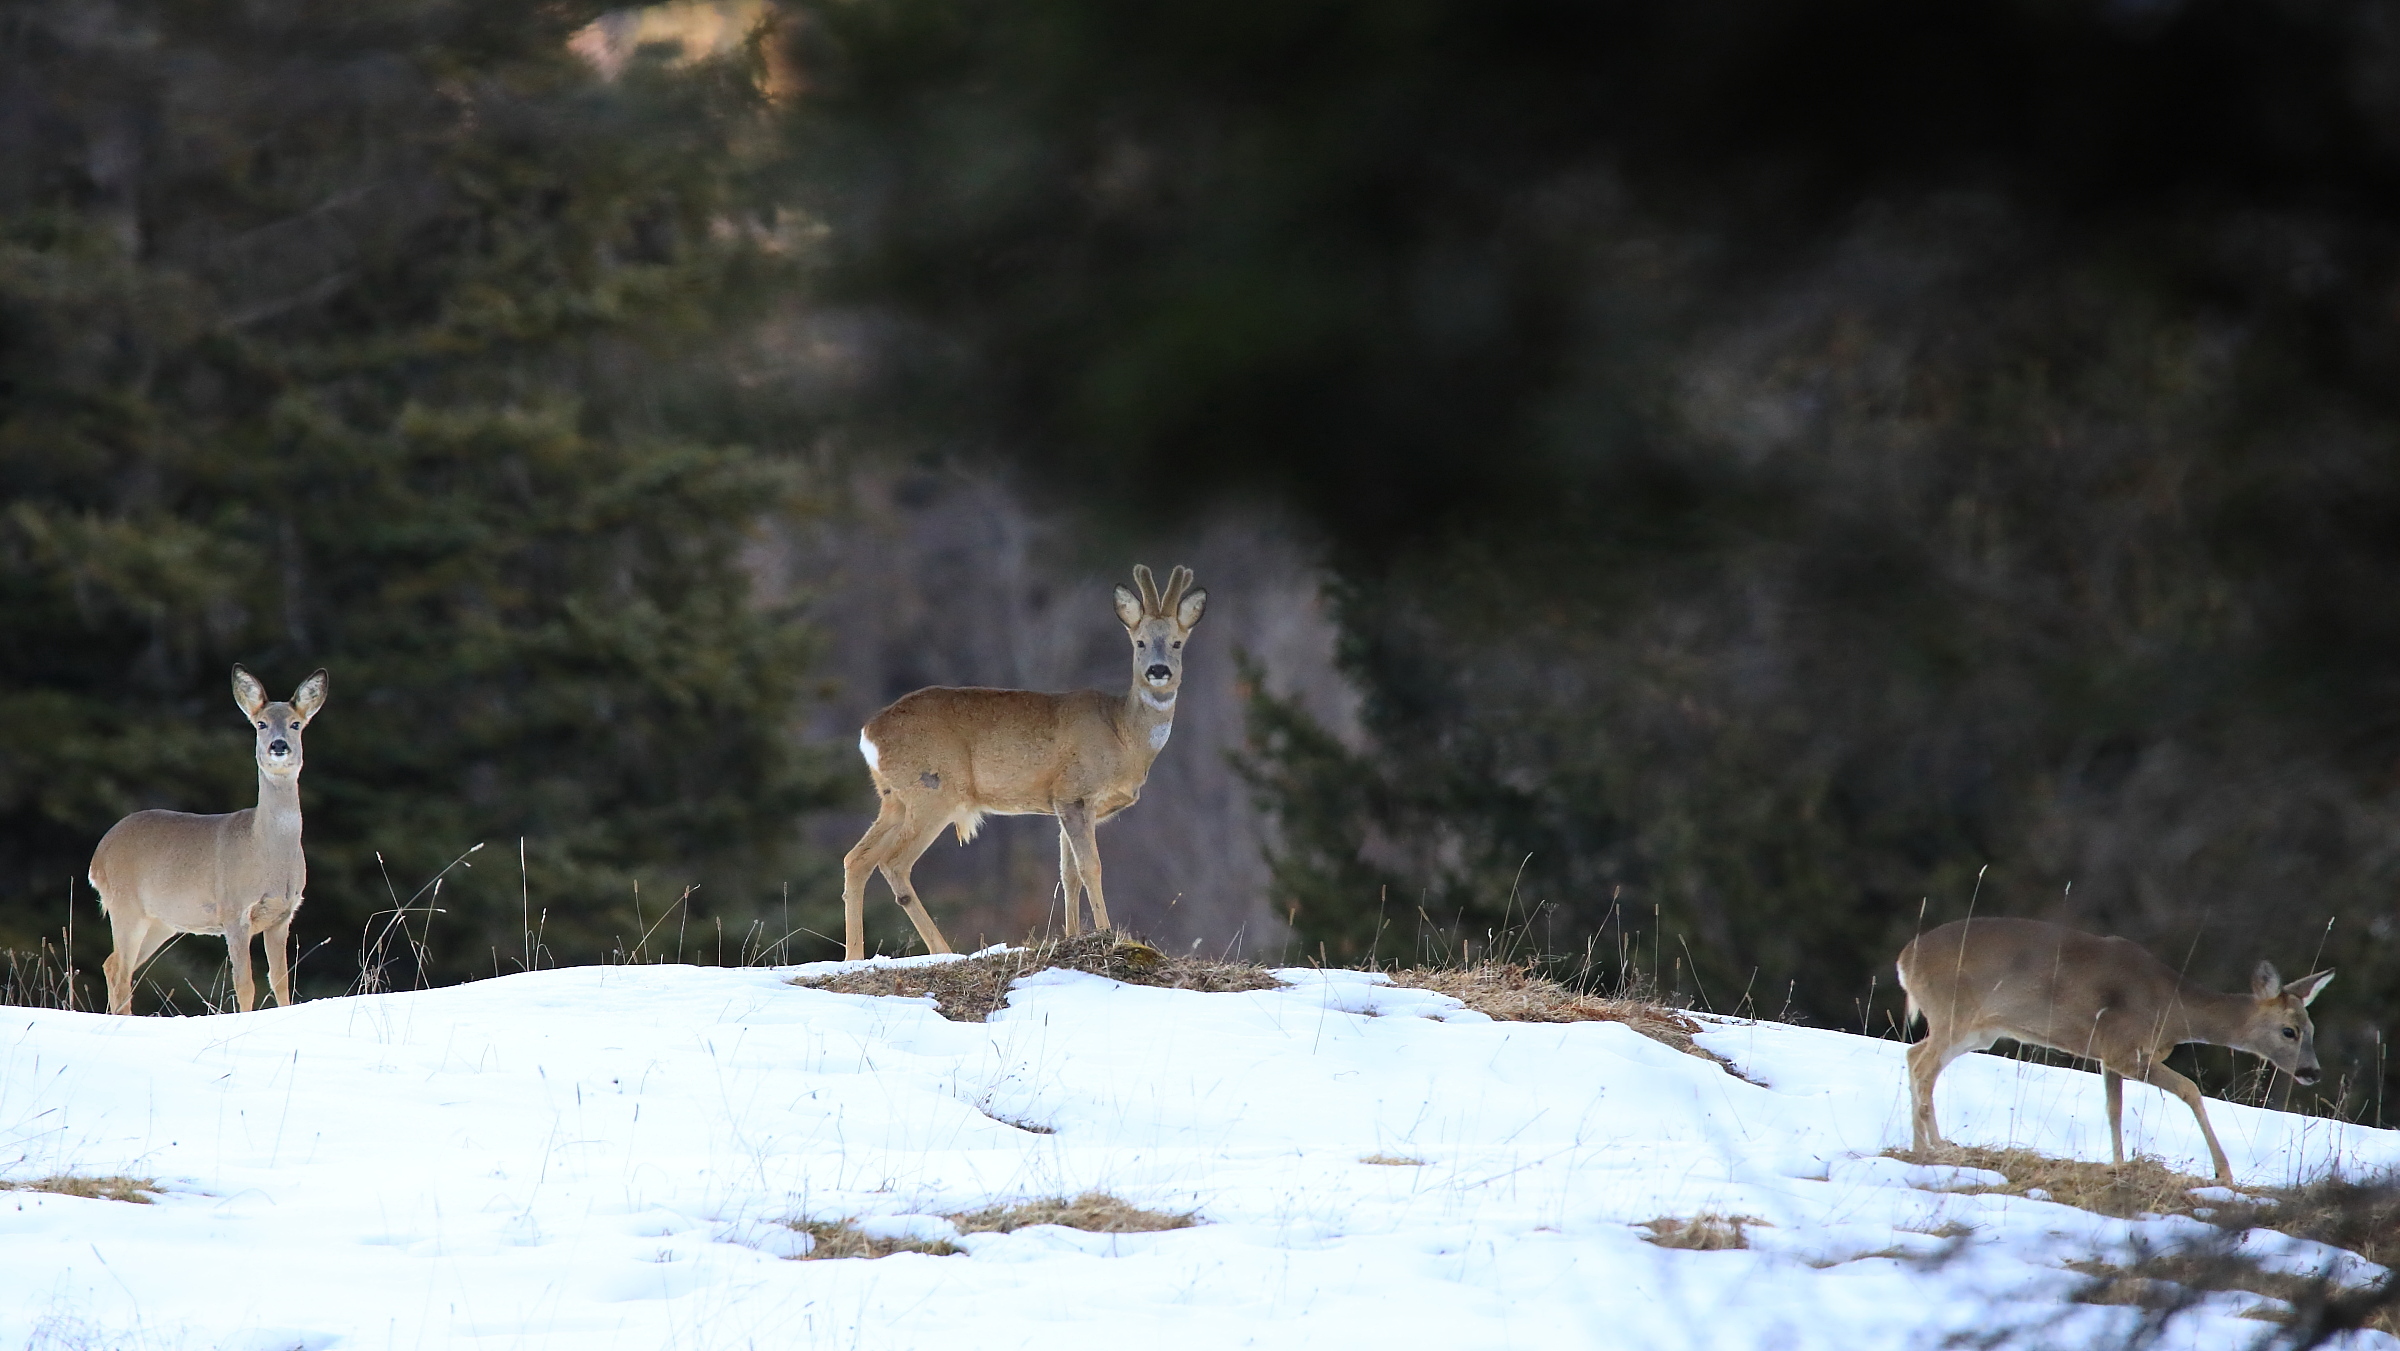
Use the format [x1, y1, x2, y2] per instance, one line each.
[1149, 722, 1172, 750]
[858, 730, 880, 772]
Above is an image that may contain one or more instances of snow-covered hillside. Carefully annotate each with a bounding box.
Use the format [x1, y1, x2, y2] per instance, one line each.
[2, 955, 2393, 1350]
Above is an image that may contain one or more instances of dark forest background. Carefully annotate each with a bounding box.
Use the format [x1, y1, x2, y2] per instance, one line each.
[4, 0, 2397, 1119]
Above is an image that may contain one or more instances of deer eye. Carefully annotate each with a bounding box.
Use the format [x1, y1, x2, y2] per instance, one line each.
[1136, 640, 1146, 648]
[256, 720, 267, 729]
[2282, 1027, 2298, 1040]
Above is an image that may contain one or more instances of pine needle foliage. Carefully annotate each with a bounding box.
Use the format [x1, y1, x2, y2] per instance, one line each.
[0, 0, 844, 992]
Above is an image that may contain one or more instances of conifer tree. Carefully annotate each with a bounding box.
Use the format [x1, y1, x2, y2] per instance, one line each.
[0, 0, 841, 1000]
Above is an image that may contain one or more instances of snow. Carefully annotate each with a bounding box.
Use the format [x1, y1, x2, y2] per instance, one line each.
[2, 954, 2393, 1350]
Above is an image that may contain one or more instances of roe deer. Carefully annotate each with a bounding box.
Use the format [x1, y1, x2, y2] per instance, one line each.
[90, 665, 328, 1015]
[840, 564, 1208, 961]
[1895, 917, 2333, 1182]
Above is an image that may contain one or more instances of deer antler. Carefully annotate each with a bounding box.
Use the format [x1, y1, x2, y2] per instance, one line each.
[1159, 565, 1194, 616]
[1132, 564, 1162, 616]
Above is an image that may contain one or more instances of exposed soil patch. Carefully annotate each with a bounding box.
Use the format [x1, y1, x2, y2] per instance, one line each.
[797, 945, 1750, 1082]
[791, 932, 1280, 1022]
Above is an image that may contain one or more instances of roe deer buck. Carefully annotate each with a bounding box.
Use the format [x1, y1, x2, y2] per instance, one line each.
[1896, 917, 2333, 1183]
[90, 665, 328, 1015]
[840, 564, 1208, 961]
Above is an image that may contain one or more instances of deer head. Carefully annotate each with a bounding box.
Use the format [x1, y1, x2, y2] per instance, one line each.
[233, 664, 329, 780]
[2244, 961, 2335, 1085]
[1113, 564, 1208, 711]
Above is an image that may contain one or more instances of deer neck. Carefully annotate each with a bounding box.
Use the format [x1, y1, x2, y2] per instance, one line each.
[253, 767, 305, 842]
[1123, 681, 1178, 759]
[2164, 980, 2254, 1047]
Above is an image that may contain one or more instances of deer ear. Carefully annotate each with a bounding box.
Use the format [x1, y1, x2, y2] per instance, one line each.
[2252, 960, 2283, 999]
[2285, 969, 2335, 1006]
[1114, 584, 1145, 630]
[291, 668, 329, 722]
[232, 664, 269, 719]
[1176, 585, 1208, 630]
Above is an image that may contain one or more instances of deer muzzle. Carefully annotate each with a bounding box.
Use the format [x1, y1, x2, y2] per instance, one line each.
[1145, 664, 1171, 683]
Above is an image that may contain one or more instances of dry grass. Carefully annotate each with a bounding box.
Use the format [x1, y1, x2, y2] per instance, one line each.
[1386, 962, 1759, 1081]
[1885, 1143, 2218, 1220]
[2066, 1253, 2314, 1320]
[1360, 1153, 1426, 1166]
[796, 945, 1748, 1082]
[2, 1175, 157, 1204]
[1641, 1213, 1765, 1251]
[785, 1192, 1198, 1260]
[786, 1218, 962, 1260]
[2199, 1172, 2400, 1340]
[792, 932, 1280, 1022]
[1890, 1145, 2398, 1339]
[950, 1192, 1197, 1235]
[976, 1107, 1056, 1134]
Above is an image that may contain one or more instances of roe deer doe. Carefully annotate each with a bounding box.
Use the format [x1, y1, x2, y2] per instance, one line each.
[840, 564, 1208, 961]
[90, 665, 328, 1015]
[1895, 917, 2333, 1183]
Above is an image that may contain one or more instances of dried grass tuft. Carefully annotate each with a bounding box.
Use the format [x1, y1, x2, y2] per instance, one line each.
[1885, 1143, 2214, 1220]
[792, 932, 1280, 1022]
[1641, 1213, 1764, 1251]
[1386, 962, 1758, 1081]
[796, 944, 1746, 1086]
[950, 1192, 1196, 1235]
[1360, 1153, 1426, 1166]
[2, 1175, 157, 1204]
[1891, 1147, 2398, 1338]
[786, 1218, 960, 1260]
[785, 1192, 1198, 1260]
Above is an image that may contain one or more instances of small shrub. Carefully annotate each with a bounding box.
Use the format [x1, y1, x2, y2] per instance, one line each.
[1360, 1153, 1427, 1166]
[1901, 1148, 2398, 1342]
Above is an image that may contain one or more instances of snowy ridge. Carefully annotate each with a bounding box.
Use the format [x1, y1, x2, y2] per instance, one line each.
[1, 957, 2394, 1350]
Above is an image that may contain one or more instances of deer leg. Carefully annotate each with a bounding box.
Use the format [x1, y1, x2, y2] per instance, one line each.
[2137, 1059, 2234, 1184]
[1056, 826, 1082, 937]
[842, 796, 910, 961]
[102, 909, 160, 1016]
[2105, 1070, 2126, 1165]
[1056, 800, 1110, 933]
[1905, 1032, 1987, 1153]
[105, 913, 180, 1016]
[264, 910, 295, 1009]
[224, 905, 259, 1013]
[878, 816, 957, 957]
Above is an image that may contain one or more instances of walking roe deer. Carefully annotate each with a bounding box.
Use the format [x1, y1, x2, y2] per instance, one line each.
[840, 564, 1208, 961]
[1895, 917, 2333, 1183]
[90, 665, 328, 1015]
